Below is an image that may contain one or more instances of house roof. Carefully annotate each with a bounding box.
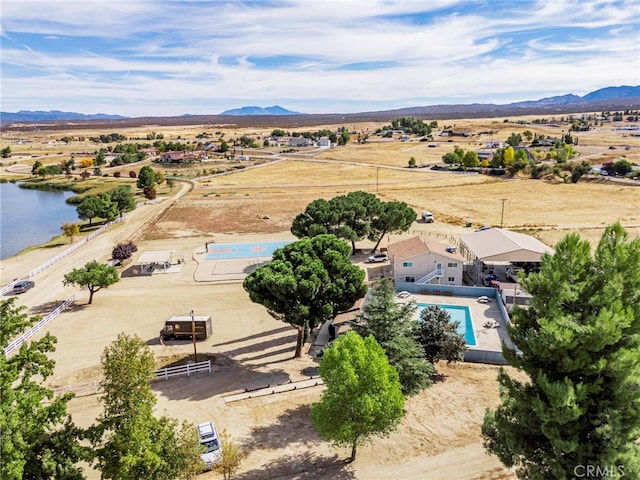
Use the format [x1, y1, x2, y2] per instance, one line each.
[460, 228, 554, 263]
[388, 236, 463, 262]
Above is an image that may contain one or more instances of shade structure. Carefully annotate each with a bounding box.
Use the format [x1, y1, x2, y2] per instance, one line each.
[137, 251, 173, 265]
[460, 228, 554, 263]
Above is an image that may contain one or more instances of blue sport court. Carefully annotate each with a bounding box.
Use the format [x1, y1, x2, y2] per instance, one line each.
[206, 241, 292, 260]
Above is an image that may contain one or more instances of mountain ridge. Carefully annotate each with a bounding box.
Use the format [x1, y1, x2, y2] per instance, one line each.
[2, 85, 638, 126]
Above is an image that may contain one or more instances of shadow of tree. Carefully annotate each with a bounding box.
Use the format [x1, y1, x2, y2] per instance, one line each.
[235, 452, 355, 480]
[29, 300, 60, 315]
[300, 366, 319, 377]
[243, 405, 317, 451]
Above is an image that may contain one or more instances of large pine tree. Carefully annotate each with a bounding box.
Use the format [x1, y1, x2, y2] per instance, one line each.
[351, 278, 433, 396]
[483, 223, 640, 479]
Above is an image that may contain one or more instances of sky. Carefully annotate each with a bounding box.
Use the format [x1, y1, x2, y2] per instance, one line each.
[1, 0, 639, 117]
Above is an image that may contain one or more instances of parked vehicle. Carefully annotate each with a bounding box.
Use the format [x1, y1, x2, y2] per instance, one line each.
[197, 421, 222, 470]
[422, 211, 434, 223]
[160, 315, 212, 341]
[367, 253, 388, 263]
[13, 280, 35, 294]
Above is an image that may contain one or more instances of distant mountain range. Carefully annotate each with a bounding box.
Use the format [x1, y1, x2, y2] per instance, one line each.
[219, 105, 302, 116]
[0, 110, 127, 123]
[1, 86, 638, 126]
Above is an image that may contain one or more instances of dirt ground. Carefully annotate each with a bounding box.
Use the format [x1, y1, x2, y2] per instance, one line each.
[2, 114, 639, 479]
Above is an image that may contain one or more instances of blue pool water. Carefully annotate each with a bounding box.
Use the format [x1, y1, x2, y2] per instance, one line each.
[206, 241, 291, 260]
[416, 303, 477, 346]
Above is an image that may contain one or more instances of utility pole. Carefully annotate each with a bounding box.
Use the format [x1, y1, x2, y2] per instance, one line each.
[500, 198, 506, 228]
[190, 310, 198, 363]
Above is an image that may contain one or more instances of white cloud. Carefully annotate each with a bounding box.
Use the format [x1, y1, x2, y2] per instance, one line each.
[1, 0, 638, 115]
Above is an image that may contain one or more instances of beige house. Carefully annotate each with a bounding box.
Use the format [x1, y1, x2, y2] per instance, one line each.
[387, 236, 464, 286]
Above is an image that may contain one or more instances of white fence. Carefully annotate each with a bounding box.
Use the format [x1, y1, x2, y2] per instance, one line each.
[4, 295, 76, 356]
[48, 360, 213, 399]
[27, 216, 126, 278]
[154, 360, 212, 380]
[0, 280, 20, 296]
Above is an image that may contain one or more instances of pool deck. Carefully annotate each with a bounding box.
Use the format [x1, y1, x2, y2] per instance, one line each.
[401, 293, 513, 364]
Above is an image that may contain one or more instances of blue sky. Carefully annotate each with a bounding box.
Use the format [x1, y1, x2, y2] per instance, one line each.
[1, 0, 639, 117]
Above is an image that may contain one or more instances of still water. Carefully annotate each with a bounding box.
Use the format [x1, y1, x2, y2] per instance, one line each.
[0, 182, 78, 259]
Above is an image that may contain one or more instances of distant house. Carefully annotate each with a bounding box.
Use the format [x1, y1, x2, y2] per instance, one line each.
[159, 150, 201, 163]
[317, 138, 331, 147]
[387, 236, 464, 286]
[485, 140, 503, 149]
[289, 137, 314, 147]
[477, 150, 494, 161]
[140, 147, 159, 156]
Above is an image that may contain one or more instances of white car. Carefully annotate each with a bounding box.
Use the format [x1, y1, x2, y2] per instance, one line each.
[422, 211, 434, 223]
[197, 421, 222, 469]
[367, 253, 388, 263]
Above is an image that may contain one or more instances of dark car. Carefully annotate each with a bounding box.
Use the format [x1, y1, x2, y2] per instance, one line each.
[13, 280, 35, 294]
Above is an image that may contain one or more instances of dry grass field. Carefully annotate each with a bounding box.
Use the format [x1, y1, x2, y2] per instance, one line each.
[1, 112, 639, 479]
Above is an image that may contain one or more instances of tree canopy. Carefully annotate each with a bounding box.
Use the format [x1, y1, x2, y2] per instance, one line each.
[0, 298, 88, 480]
[416, 305, 467, 368]
[483, 223, 640, 479]
[63, 260, 119, 304]
[243, 234, 366, 358]
[137, 165, 156, 189]
[311, 331, 405, 462]
[352, 279, 433, 396]
[76, 194, 117, 226]
[108, 185, 137, 216]
[89, 333, 201, 479]
[291, 191, 415, 252]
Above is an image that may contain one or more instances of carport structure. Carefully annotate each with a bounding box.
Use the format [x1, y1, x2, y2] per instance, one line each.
[136, 251, 174, 274]
[459, 228, 554, 284]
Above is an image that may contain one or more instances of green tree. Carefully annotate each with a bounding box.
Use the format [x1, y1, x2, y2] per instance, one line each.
[482, 224, 640, 479]
[506, 133, 522, 147]
[462, 150, 479, 169]
[292, 191, 385, 252]
[137, 165, 156, 189]
[166, 178, 175, 192]
[369, 201, 416, 253]
[522, 130, 533, 142]
[2, 145, 12, 158]
[63, 260, 119, 304]
[351, 279, 433, 396]
[332, 191, 380, 252]
[95, 150, 106, 166]
[290, 198, 341, 239]
[408, 157, 416, 168]
[31, 160, 43, 175]
[108, 185, 136, 217]
[98, 193, 119, 222]
[243, 234, 367, 358]
[311, 331, 405, 462]
[612, 159, 633, 176]
[61, 222, 80, 244]
[89, 334, 201, 479]
[76, 196, 108, 226]
[0, 298, 88, 480]
[213, 430, 243, 480]
[416, 305, 467, 369]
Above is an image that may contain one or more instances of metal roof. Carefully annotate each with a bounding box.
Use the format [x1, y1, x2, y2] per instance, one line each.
[460, 228, 554, 262]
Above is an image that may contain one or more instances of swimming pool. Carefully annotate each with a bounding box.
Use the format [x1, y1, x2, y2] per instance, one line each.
[206, 241, 291, 260]
[416, 303, 477, 346]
